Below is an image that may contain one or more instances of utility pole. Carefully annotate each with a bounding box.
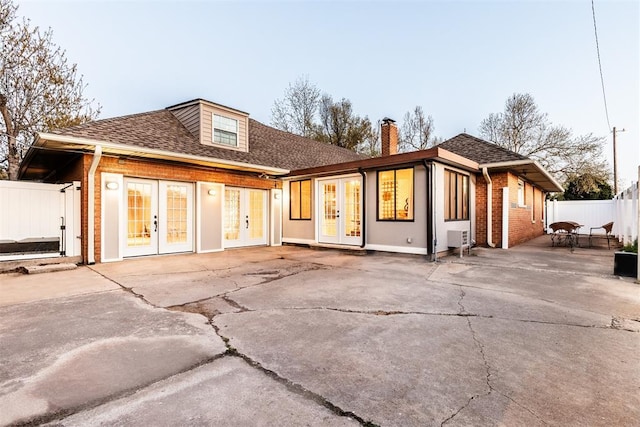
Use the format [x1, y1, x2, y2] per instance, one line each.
[612, 127, 626, 195]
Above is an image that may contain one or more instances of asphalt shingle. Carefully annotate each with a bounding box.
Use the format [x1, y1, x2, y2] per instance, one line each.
[51, 109, 364, 170]
[437, 133, 528, 164]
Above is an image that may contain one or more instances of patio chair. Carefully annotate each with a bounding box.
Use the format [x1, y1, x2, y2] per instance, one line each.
[589, 221, 614, 249]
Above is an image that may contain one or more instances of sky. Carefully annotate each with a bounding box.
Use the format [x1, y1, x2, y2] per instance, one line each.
[17, 0, 640, 189]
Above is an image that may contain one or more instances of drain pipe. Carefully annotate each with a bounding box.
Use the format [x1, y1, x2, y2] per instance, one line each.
[87, 145, 102, 264]
[422, 160, 434, 260]
[482, 167, 496, 248]
[358, 168, 366, 248]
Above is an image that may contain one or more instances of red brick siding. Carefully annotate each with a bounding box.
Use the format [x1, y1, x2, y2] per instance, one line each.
[506, 173, 545, 247]
[474, 171, 546, 248]
[81, 156, 281, 263]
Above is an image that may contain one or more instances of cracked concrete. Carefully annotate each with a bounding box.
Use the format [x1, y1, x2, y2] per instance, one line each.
[1, 237, 638, 426]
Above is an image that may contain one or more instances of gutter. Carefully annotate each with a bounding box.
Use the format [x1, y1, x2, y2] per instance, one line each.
[479, 159, 563, 192]
[358, 168, 366, 248]
[35, 132, 289, 176]
[87, 145, 102, 264]
[482, 167, 496, 248]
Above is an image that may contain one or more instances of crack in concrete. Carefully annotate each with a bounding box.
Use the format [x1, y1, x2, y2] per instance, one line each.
[426, 278, 639, 333]
[494, 390, 550, 426]
[88, 267, 158, 308]
[457, 286, 467, 315]
[271, 306, 638, 333]
[209, 321, 379, 427]
[220, 295, 250, 312]
[440, 317, 493, 426]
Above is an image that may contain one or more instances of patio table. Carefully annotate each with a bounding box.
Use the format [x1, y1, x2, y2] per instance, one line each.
[549, 221, 583, 248]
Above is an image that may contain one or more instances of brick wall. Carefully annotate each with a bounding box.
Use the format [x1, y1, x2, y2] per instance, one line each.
[474, 171, 545, 248]
[79, 155, 282, 263]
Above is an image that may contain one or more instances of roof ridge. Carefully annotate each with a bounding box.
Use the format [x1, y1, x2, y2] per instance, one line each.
[51, 109, 169, 133]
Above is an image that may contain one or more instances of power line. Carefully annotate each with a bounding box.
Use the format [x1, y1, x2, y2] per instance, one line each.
[591, 0, 611, 132]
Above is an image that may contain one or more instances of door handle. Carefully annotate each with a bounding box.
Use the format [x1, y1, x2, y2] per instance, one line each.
[246, 215, 249, 229]
[153, 215, 158, 232]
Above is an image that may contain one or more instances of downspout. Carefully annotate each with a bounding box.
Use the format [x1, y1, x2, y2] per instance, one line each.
[87, 145, 102, 264]
[482, 167, 496, 248]
[423, 160, 435, 261]
[358, 168, 366, 248]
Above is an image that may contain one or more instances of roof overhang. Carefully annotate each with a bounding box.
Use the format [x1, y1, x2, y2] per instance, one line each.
[480, 159, 563, 192]
[19, 132, 289, 181]
[287, 147, 479, 179]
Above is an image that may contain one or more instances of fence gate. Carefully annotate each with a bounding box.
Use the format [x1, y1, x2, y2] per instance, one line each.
[0, 181, 81, 261]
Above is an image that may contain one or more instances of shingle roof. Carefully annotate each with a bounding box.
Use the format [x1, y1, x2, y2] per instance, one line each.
[49, 109, 364, 170]
[437, 133, 528, 164]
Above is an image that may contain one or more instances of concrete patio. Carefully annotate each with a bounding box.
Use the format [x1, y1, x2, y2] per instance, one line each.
[0, 236, 638, 426]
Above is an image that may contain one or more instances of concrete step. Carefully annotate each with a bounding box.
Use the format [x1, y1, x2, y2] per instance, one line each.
[22, 263, 78, 274]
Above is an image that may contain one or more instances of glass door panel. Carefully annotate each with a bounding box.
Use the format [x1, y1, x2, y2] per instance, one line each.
[342, 179, 361, 244]
[247, 190, 265, 241]
[224, 188, 267, 248]
[319, 181, 338, 243]
[318, 177, 361, 245]
[124, 179, 157, 257]
[159, 181, 193, 254]
[224, 188, 241, 244]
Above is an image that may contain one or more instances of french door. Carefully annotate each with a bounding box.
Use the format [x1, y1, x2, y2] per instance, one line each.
[224, 188, 267, 248]
[124, 179, 193, 257]
[318, 177, 362, 245]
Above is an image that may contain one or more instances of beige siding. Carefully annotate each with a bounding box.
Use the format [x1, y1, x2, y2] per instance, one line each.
[169, 104, 200, 139]
[200, 104, 249, 152]
[282, 178, 316, 242]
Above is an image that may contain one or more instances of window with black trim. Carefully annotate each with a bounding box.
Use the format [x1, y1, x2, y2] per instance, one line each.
[290, 179, 311, 220]
[377, 168, 414, 221]
[444, 169, 469, 221]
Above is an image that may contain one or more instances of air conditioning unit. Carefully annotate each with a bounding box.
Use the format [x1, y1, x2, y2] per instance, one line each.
[448, 230, 470, 257]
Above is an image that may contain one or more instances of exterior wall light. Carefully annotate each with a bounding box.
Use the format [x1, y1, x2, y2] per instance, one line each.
[105, 181, 119, 190]
[274, 193, 280, 200]
[208, 189, 216, 196]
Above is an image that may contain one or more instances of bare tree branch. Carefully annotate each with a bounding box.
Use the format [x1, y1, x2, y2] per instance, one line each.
[479, 93, 608, 185]
[0, 0, 100, 179]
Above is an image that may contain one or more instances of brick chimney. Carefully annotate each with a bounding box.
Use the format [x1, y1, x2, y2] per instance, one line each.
[381, 117, 398, 156]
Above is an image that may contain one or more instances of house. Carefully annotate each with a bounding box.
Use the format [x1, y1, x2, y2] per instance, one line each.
[18, 99, 363, 263]
[17, 98, 562, 264]
[437, 134, 563, 248]
[282, 118, 479, 257]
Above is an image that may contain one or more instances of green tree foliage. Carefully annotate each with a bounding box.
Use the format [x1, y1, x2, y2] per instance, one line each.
[479, 93, 609, 186]
[0, 0, 100, 180]
[560, 173, 613, 200]
[398, 106, 441, 152]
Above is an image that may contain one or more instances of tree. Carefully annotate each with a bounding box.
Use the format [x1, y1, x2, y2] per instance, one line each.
[314, 95, 374, 151]
[271, 75, 320, 138]
[398, 106, 441, 152]
[479, 93, 608, 185]
[271, 76, 375, 153]
[561, 172, 613, 200]
[356, 119, 380, 157]
[0, 0, 99, 180]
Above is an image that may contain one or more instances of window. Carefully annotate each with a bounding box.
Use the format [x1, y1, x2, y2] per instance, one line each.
[213, 114, 238, 147]
[290, 179, 311, 220]
[377, 168, 414, 221]
[517, 179, 525, 207]
[444, 169, 469, 221]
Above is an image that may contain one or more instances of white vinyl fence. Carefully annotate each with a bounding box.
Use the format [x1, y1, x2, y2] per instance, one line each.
[0, 180, 81, 260]
[546, 180, 639, 245]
